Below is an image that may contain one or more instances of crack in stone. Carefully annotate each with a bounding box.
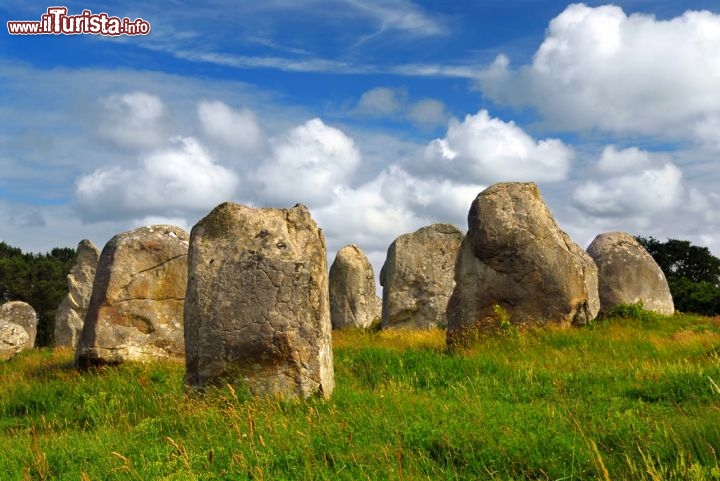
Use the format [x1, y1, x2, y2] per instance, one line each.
[116, 253, 187, 294]
[131, 254, 187, 278]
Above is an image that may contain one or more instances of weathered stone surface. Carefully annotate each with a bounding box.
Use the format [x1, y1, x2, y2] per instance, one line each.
[184, 202, 334, 399]
[447, 183, 599, 346]
[373, 296, 382, 324]
[379, 224, 463, 329]
[329, 245, 379, 329]
[75, 225, 189, 368]
[0, 301, 37, 349]
[0, 323, 29, 361]
[54, 240, 100, 348]
[587, 232, 674, 315]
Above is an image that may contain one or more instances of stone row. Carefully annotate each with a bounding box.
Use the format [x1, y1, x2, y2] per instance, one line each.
[1, 182, 674, 400]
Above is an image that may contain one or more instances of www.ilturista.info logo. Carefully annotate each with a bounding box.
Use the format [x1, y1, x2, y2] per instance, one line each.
[7, 7, 151, 36]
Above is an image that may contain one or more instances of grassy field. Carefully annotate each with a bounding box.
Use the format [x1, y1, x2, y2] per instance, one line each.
[2, 311, 720, 480]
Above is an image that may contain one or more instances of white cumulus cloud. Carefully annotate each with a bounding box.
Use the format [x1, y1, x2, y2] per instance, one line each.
[596, 145, 655, 175]
[573, 146, 685, 218]
[97, 91, 169, 150]
[694, 116, 720, 152]
[75, 136, 238, 221]
[420, 109, 573, 183]
[375, 166, 481, 226]
[315, 176, 419, 254]
[197, 100, 265, 153]
[478, 4, 720, 141]
[252, 118, 361, 207]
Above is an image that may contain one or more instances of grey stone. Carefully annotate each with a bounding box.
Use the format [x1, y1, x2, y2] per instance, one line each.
[184, 202, 334, 399]
[0, 323, 29, 361]
[54, 240, 100, 348]
[0, 301, 37, 349]
[380, 224, 463, 329]
[329, 245, 379, 329]
[75, 225, 189, 368]
[447, 182, 600, 347]
[587, 232, 674, 315]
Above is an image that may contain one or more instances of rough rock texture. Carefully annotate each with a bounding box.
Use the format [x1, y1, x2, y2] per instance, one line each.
[587, 232, 674, 315]
[0, 301, 37, 349]
[447, 183, 600, 346]
[379, 224, 463, 329]
[0, 323, 29, 361]
[184, 202, 334, 399]
[329, 245, 380, 329]
[373, 296, 382, 322]
[54, 240, 100, 348]
[75, 225, 189, 368]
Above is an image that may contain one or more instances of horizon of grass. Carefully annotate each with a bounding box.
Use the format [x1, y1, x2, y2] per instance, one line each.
[1, 311, 720, 480]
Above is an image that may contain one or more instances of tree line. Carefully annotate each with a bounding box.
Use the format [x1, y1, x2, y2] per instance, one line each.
[636, 237, 720, 315]
[0, 242, 76, 346]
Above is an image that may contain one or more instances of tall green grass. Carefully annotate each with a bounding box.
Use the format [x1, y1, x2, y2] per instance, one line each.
[1, 312, 720, 480]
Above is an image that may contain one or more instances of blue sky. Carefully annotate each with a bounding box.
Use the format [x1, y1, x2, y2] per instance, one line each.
[1, 1, 720, 274]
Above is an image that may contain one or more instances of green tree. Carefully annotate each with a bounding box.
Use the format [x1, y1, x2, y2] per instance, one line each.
[668, 278, 720, 315]
[636, 237, 720, 284]
[0, 241, 76, 346]
[636, 236, 720, 315]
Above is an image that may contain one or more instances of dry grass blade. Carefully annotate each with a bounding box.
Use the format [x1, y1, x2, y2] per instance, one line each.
[31, 427, 49, 481]
[709, 376, 720, 395]
[166, 436, 191, 470]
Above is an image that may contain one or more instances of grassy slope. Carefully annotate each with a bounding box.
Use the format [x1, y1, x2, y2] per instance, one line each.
[1, 314, 720, 480]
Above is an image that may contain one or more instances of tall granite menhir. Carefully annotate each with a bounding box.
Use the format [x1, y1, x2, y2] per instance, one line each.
[380, 224, 463, 329]
[329, 244, 380, 330]
[75, 225, 189, 368]
[54, 240, 100, 348]
[447, 182, 600, 347]
[184, 202, 334, 399]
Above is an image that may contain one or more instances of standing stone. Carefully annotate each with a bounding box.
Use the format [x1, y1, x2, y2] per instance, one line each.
[329, 245, 380, 329]
[0, 301, 37, 349]
[75, 225, 189, 368]
[373, 296, 382, 322]
[184, 203, 334, 399]
[54, 240, 100, 348]
[379, 224, 463, 329]
[0, 323, 29, 361]
[447, 183, 600, 346]
[587, 232, 674, 315]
